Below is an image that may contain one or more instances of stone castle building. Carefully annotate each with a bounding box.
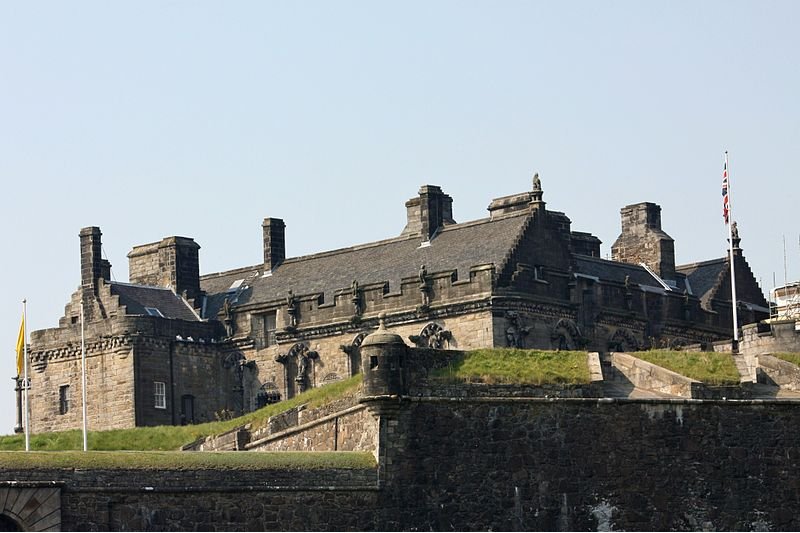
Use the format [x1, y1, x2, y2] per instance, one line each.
[18, 176, 769, 433]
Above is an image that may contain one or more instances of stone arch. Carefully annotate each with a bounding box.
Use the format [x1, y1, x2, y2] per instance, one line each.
[275, 342, 318, 395]
[608, 328, 640, 352]
[256, 381, 281, 409]
[0, 486, 61, 531]
[551, 319, 581, 351]
[339, 332, 367, 376]
[409, 322, 452, 349]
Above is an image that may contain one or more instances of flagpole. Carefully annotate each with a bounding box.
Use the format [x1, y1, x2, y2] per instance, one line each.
[22, 300, 30, 452]
[80, 298, 88, 452]
[725, 151, 740, 349]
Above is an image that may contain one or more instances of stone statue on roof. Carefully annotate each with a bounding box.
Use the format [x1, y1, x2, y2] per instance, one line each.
[532, 172, 541, 192]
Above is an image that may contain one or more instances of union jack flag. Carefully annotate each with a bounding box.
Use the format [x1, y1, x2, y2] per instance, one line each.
[722, 159, 729, 224]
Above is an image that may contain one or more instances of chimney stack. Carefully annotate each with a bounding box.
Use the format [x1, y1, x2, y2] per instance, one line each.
[401, 185, 455, 240]
[263, 218, 286, 272]
[80, 226, 106, 295]
[611, 202, 676, 281]
[128, 236, 202, 301]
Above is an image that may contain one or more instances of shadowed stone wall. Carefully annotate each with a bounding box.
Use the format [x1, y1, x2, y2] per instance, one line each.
[7, 398, 800, 531]
[373, 398, 800, 531]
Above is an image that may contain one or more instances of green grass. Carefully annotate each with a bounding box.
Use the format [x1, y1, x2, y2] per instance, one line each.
[774, 353, 800, 367]
[432, 348, 591, 385]
[0, 450, 375, 470]
[0, 375, 361, 452]
[634, 350, 741, 385]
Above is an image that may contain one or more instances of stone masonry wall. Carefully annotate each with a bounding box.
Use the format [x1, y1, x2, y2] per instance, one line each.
[241, 310, 494, 406]
[3, 468, 379, 531]
[741, 320, 800, 356]
[374, 398, 800, 531]
[8, 399, 800, 531]
[247, 404, 378, 454]
[27, 347, 135, 434]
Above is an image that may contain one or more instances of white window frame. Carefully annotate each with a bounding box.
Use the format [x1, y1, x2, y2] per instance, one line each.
[154, 381, 166, 409]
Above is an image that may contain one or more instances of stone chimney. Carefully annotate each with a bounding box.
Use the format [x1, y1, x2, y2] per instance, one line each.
[401, 185, 455, 240]
[128, 236, 202, 301]
[611, 202, 676, 281]
[262, 217, 286, 272]
[80, 226, 108, 296]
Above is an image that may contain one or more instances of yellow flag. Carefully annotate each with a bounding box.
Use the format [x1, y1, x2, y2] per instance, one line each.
[15, 314, 25, 376]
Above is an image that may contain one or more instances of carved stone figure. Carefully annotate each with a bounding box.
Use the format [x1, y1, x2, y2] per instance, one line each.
[351, 280, 362, 316]
[418, 264, 431, 308]
[532, 172, 541, 192]
[219, 297, 234, 337]
[286, 289, 298, 328]
[409, 322, 452, 349]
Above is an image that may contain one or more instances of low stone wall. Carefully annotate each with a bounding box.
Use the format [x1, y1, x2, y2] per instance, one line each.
[2, 468, 378, 531]
[246, 405, 378, 455]
[758, 354, 800, 389]
[741, 320, 800, 356]
[182, 425, 250, 451]
[609, 352, 698, 397]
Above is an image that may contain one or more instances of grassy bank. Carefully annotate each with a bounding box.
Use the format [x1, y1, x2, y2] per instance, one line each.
[774, 353, 800, 367]
[0, 375, 361, 452]
[432, 348, 591, 385]
[634, 350, 741, 385]
[0, 450, 375, 470]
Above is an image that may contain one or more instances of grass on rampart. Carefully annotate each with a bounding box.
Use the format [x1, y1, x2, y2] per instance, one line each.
[0, 450, 375, 471]
[774, 353, 800, 367]
[0, 375, 361, 452]
[432, 348, 591, 385]
[634, 350, 741, 385]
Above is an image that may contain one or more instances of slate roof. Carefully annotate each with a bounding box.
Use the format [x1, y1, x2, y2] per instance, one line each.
[200, 211, 531, 318]
[110, 282, 201, 321]
[574, 256, 689, 293]
[676, 258, 727, 302]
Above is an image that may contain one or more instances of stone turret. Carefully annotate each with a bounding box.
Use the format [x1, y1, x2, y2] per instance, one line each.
[360, 314, 406, 397]
[611, 202, 676, 282]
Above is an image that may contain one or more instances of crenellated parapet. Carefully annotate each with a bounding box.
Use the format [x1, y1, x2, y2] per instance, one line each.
[235, 264, 495, 344]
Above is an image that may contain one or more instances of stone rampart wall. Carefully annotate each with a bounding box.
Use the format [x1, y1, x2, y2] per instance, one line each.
[375, 398, 800, 531]
[247, 404, 378, 454]
[6, 399, 800, 531]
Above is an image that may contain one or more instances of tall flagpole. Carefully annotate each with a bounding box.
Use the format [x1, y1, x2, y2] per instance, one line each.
[80, 298, 88, 452]
[725, 151, 740, 348]
[22, 300, 30, 452]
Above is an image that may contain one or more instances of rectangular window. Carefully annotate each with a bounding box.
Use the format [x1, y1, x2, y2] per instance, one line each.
[58, 385, 70, 415]
[154, 381, 166, 409]
[264, 312, 277, 347]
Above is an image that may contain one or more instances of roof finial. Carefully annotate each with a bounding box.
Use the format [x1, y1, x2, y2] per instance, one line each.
[532, 172, 541, 192]
[377, 312, 387, 330]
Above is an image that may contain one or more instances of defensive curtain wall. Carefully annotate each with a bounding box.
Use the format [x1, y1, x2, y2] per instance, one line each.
[5, 338, 800, 531]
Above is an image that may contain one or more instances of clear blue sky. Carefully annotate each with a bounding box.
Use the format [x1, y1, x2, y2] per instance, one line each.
[1, 1, 798, 435]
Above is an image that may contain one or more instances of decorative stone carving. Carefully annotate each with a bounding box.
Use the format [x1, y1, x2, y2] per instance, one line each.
[340, 332, 367, 376]
[551, 318, 583, 351]
[607, 328, 639, 352]
[285, 290, 298, 331]
[504, 311, 530, 348]
[409, 322, 452, 349]
[276, 342, 319, 393]
[351, 280, 362, 317]
[219, 297, 234, 337]
[322, 372, 342, 384]
[418, 264, 431, 312]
